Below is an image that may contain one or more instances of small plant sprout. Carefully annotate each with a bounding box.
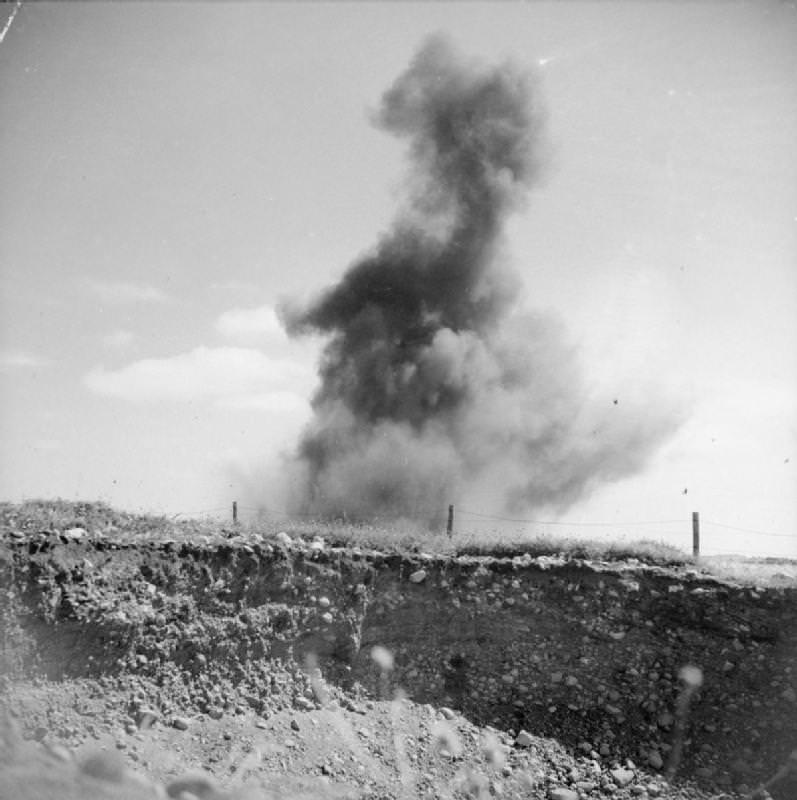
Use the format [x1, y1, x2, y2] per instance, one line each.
[678, 664, 703, 690]
[431, 719, 463, 758]
[748, 748, 797, 799]
[387, 686, 415, 799]
[665, 664, 704, 782]
[454, 767, 490, 800]
[370, 645, 394, 671]
[480, 731, 505, 770]
[303, 652, 330, 706]
[371, 645, 395, 700]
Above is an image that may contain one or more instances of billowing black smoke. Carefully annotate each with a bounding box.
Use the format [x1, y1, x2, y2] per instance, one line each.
[280, 35, 678, 523]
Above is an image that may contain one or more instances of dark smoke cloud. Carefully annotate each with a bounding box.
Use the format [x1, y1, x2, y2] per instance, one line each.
[280, 35, 679, 523]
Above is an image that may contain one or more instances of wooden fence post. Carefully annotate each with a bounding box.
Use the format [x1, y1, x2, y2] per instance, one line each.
[446, 504, 454, 537]
[692, 511, 700, 557]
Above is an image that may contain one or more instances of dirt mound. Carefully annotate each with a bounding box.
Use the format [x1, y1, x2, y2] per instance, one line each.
[1, 502, 796, 799]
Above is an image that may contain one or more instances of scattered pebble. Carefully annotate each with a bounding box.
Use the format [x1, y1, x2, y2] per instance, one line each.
[514, 730, 534, 748]
[610, 767, 635, 787]
[548, 788, 579, 800]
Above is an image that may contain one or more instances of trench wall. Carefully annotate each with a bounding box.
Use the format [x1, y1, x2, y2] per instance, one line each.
[1, 534, 796, 785]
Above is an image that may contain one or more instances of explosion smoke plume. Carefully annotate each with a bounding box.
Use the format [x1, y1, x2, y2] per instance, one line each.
[281, 36, 677, 523]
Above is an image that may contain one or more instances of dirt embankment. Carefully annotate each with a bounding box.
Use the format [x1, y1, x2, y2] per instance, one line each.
[2, 526, 796, 798]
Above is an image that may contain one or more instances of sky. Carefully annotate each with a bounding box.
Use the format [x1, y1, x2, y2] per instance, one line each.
[1, 1, 795, 558]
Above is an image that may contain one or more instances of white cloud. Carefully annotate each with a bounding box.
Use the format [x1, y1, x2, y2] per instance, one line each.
[0, 351, 49, 370]
[87, 280, 170, 304]
[102, 329, 136, 349]
[215, 304, 286, 342]
[84, 346, 312, 406]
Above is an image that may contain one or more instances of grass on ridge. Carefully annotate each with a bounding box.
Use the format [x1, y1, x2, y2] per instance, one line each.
[1, 499, 690, 565]
[2, 497, 794, 584]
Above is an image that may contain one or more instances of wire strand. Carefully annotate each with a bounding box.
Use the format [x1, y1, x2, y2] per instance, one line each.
[702, 519, 794, 539]
[163, 505, 795, 551]
[457, 509, 687, 527]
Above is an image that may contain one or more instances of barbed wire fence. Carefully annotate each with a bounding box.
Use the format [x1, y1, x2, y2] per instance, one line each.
[167, 501, 796, 559]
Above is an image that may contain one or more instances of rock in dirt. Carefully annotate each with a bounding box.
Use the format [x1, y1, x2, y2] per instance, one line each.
[514, 730, 534, 747]
[548, 788, 579, 800]
[610, 767, 635, 787]
[647, 750, 664, 770]
[136, 708, 159, 730]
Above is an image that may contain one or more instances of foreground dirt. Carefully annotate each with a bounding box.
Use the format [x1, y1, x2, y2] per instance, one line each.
[1, 503, 796, 800]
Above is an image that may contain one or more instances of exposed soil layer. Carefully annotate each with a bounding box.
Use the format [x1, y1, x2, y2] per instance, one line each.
[1, 510, 796, 799]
